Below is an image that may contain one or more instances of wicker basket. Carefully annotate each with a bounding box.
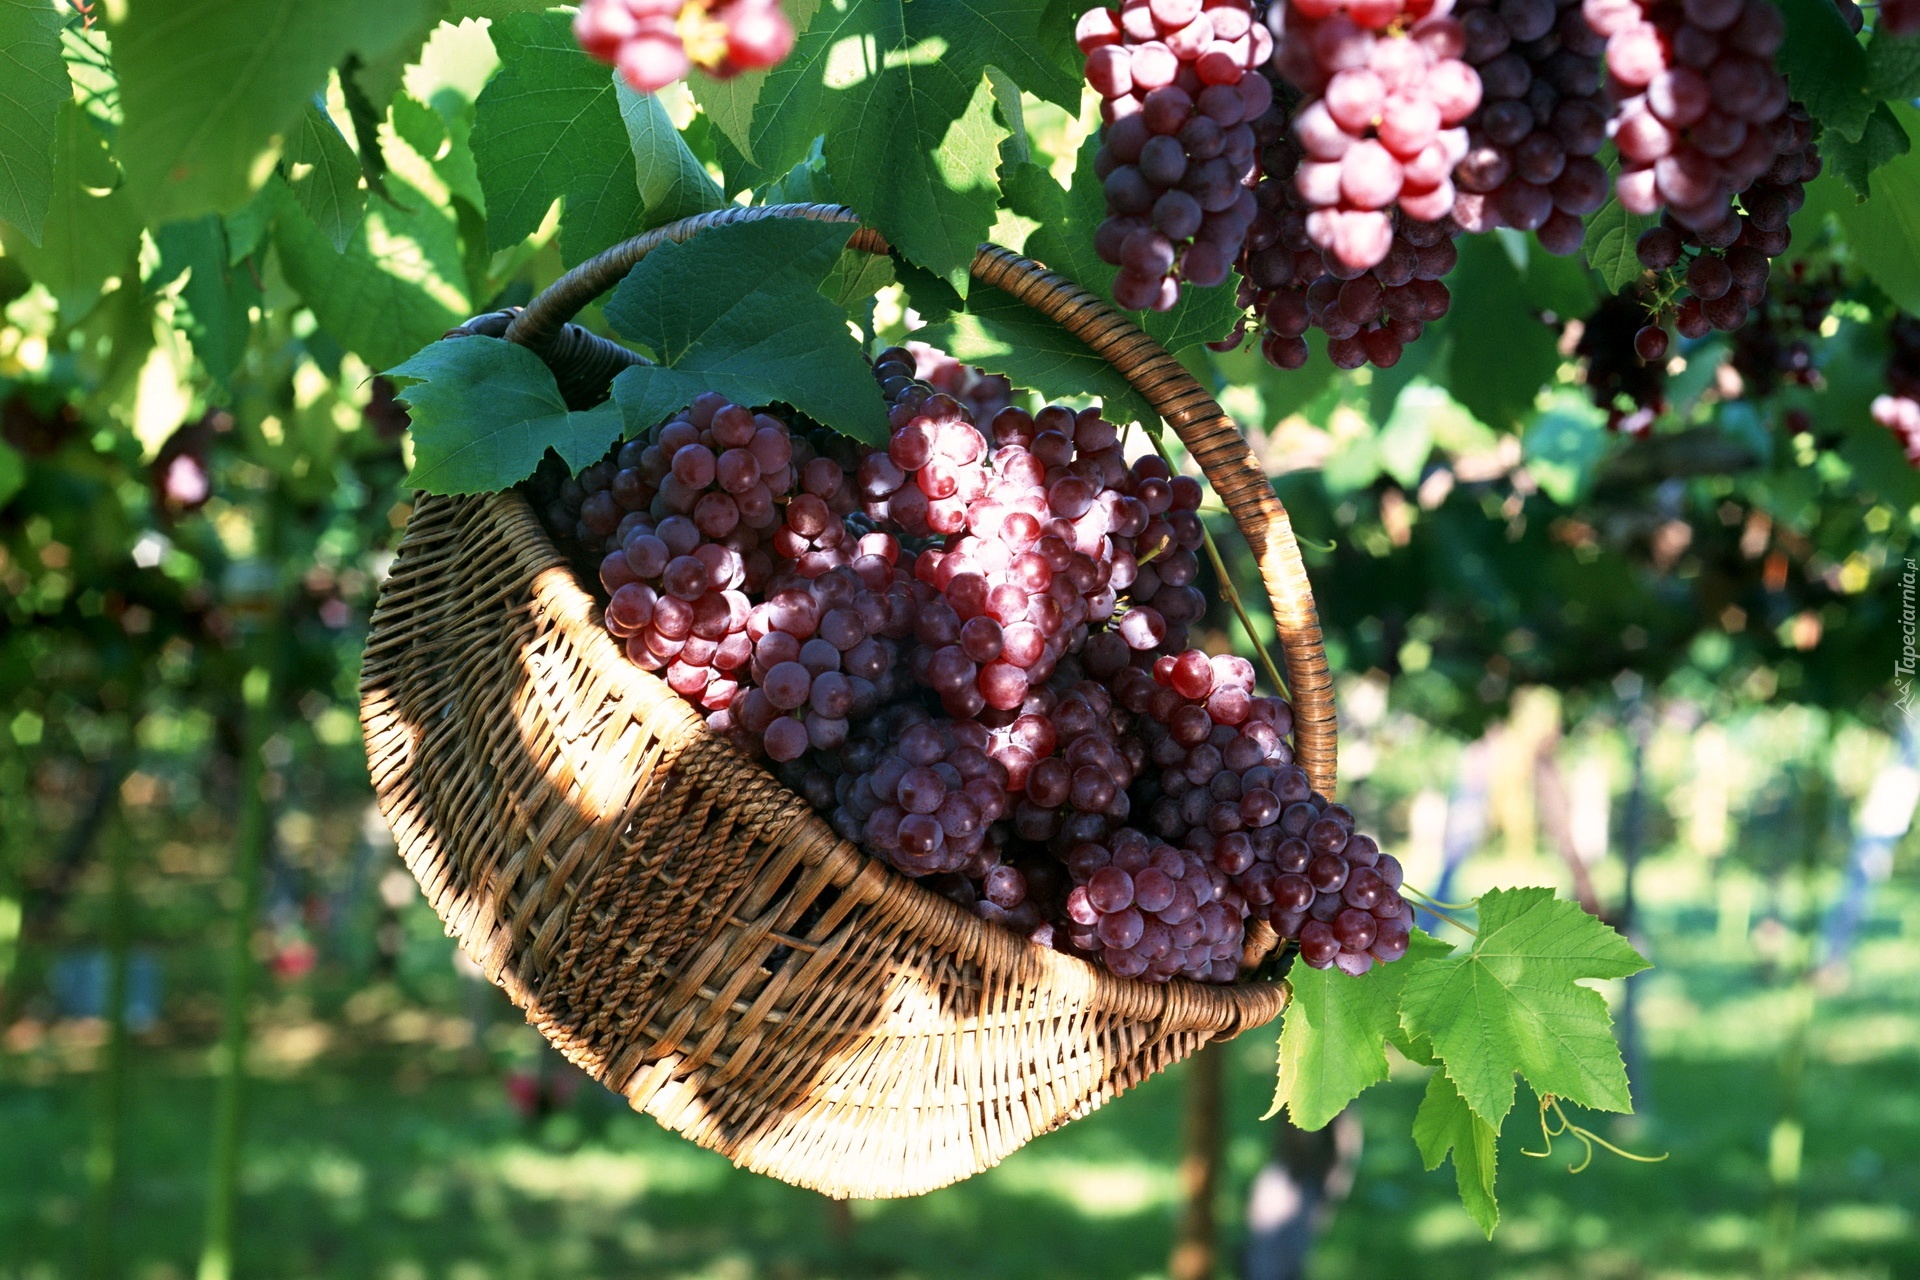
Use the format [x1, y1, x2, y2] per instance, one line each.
[359, 204, 1337, 1198]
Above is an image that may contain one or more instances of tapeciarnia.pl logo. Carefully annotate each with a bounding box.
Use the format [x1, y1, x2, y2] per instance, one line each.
[1900, 558, 1917, 722]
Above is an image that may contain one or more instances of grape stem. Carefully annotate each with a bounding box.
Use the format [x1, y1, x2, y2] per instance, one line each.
[1522, 1094, 1669, 1174]
[1140, 425, 1291, 699]
[1402, 885, 1478, 935]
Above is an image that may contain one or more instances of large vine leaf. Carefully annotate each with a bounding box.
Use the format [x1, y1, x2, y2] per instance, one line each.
[0, 103, 142, 323]
[387, 336, 625, 493]
[1397, 887, 1649, 1129]
[1825, 102, 1913, 198]
[271, 174, 470, 371]
[1833, 103, 1920, 314]
[1866, 32, 1920, 99]
[1263, 930, 1453, 1132]
[1413, 1070, 1502, 1238]
[470, 10, 642, 264]
[604, 218, 889, 446]
[1775, 0, 1874, 143]
[154, 215, 259, 384]
[1007, 136, 1243, 353]
[282, 103, 368, 251]
[917, 289, 1159, 430]
[690, 0, 1078, 286]
[617, 84, 727, 228]
[1445, 236, 1560, 432]
[0, 0, 71, 245]
[115, 0, 434, 224]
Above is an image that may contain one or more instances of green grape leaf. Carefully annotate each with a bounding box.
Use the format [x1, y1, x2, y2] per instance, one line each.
[617, 83, 727, 229]
[388, 336, 625, 494]
[0, 103, 142, 324]
[604, 218, 888, 446]
[1866, 32, 1920, 99]
[154, 215, 260, 384]
[1009, 136, 1243, 353]
[1776, 0, 1874, 143]
[283, 103, 368, 251]
[690, 0, 1079, 285]
[1581, 197, 1652, 294]
[1824, 102, 1913, 198]
[1523, 397, 1615, 506]
[1833, 103, 1920, 313]
[1445, 237, 1560, 432]
[1263, 930, 1454, 1131]
[1398, 887, 1650, 1128]
[917, 288, 1159, 430]
[470, 11, 642, 264]
[272, 174, 471, 371]
[0, 0, 71, 245]
[1413, 1069, 1501, 1238]
[115, 0, 435, 223]
[691, 0, 825, 165]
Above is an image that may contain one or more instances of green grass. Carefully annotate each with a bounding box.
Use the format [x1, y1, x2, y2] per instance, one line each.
[1, 858, 1915, 1280]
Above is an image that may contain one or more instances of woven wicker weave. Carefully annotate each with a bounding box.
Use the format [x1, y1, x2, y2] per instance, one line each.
[359, 205, 1334, 1198]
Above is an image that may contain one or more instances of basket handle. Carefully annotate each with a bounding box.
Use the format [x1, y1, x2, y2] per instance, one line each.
[487, 202, 1338, 799]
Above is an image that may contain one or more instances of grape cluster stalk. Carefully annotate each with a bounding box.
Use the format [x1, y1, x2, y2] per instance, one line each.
[574, 0, 794, 93]
[1265, 0, 1483, 270]
[531, 350, 1408, 984]
[1873, 313, 1920, 466]
[1449, 0, 1611, 253]
[1079, 0, 1277, 311]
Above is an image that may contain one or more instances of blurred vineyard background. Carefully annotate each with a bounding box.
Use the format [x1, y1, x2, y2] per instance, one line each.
[3, 1, 1920, 1277]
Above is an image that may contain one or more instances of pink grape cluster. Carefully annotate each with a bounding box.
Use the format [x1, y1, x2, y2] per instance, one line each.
[904, 342, 1015, 426]
[1449, 0, 1611, 253]
[1116, 652, 1412, 972]
[1583, 0, 1792, 233]
[1239, 128, 1458, 370]
[1873, 314, 1920, 467]
[1078, 0, 1277, 311]
[535, 351, 1409, 984]
[1631, 104, 1818, 345]
[1266, 0, 1483, 270]
[573, 0, 794, 94]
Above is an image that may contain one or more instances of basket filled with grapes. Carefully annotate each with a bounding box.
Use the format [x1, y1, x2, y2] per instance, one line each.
[360, 203, 1408, 1198]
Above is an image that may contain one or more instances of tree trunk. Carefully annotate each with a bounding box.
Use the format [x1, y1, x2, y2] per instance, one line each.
[1169, 1043, 1225, 1280]
[1241, 1108, 1364, 1280]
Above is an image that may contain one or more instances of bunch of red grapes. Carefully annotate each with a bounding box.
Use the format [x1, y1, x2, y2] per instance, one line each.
[1629, 104, 1817, 355]
[1449, 0, 1611, 253]
[1239, 114, 1459, 370]
[531, 350, 1408, 981]
[1265, 0, 1483, 270]
[1078, 0, 1277, 310]
[1873, 313, 1920, 466]
[1583, 0, 1793, 232]
[1575, 287, 1668, 436]
[574, 0, 794, 93]
[1727, 260, 1839, 398]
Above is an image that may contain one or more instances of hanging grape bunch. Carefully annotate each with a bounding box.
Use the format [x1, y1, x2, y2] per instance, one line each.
[1237, 72, 1462, 372]
[1873, 313, 1920, 466]
[529, 351, 1405, 982]
[1448, 0, 1612, 253]
[1575, 287, 1668, 437]
[1078, 0, 1278, 311]
[573, 0, 795, 93]
[1265, 0, 1484, 270]
[1728, 260, 1840, 398]
[1629, 104, 1818, 348]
